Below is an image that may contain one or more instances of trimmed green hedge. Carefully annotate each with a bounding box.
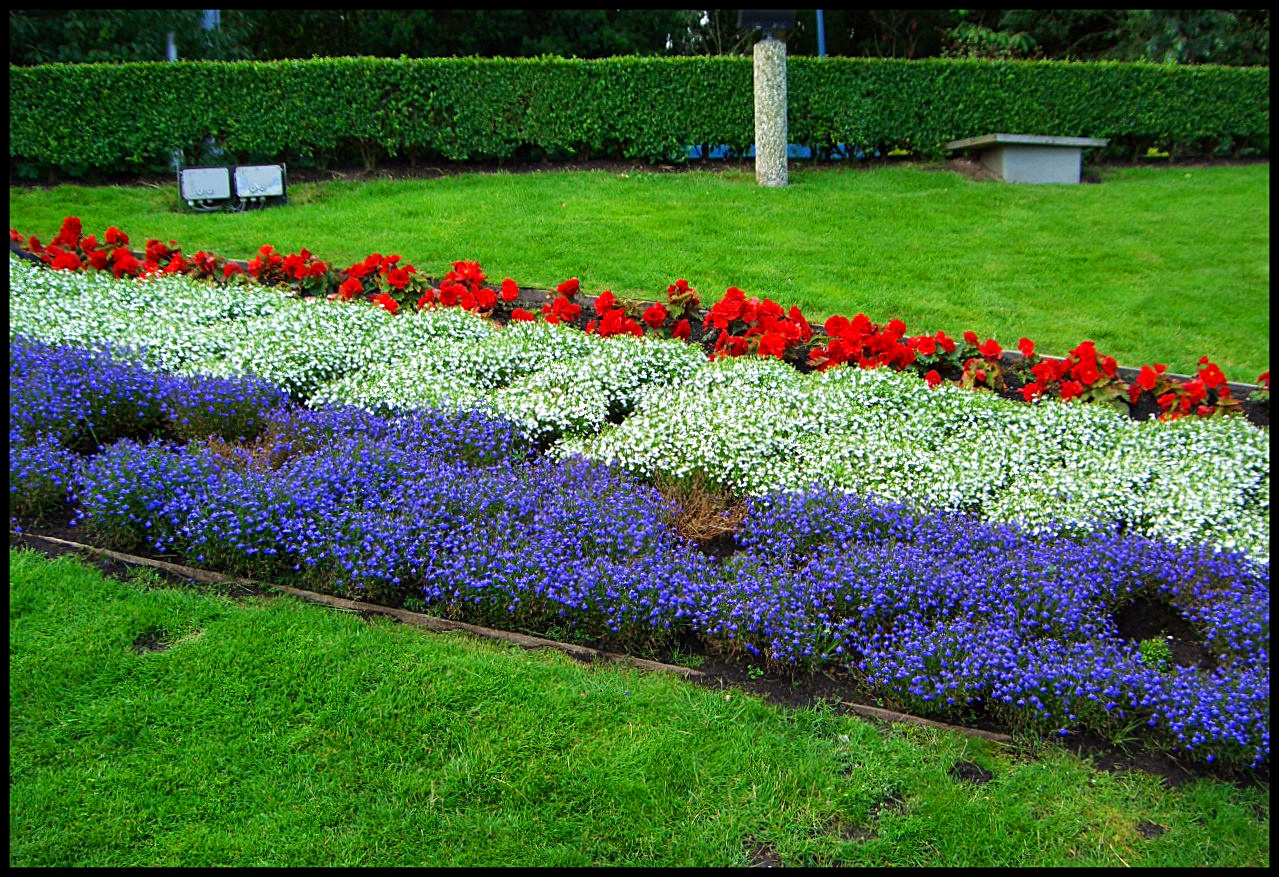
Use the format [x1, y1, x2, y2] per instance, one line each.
[9, 56, 1269, 177]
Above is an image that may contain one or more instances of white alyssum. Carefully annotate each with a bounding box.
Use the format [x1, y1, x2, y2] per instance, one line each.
[562, 358, 1270, 563]
[9, 257, 292, 370]
[10, 256, 1269, 563]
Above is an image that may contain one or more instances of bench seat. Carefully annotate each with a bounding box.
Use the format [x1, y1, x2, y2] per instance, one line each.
[945, 133, 1109, 184]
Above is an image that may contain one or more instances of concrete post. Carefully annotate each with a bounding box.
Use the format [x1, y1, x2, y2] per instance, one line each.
[752, 36, 788, 187]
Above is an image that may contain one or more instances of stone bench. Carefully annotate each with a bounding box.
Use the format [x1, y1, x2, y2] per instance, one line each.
[944, 133, 1109, 184]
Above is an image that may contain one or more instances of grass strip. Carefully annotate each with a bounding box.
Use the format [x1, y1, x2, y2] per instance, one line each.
[8, 162, 1269, 378]
[10, 547, 1269, 867]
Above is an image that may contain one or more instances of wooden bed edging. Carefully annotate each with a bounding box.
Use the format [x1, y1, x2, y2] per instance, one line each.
[12, 531, 703, 679]
[13, 530, 1014, 744]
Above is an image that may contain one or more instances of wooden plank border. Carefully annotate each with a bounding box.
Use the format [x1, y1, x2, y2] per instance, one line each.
[13, 530, 1014, 743]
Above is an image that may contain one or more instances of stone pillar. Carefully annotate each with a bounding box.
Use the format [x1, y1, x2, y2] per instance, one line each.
[752, 36, 788, 187]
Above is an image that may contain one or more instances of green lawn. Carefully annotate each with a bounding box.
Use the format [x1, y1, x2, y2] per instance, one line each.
[8, 158, 1271, 866]
[9, 547, 1269, 867]
[7, 161, 1270, 379]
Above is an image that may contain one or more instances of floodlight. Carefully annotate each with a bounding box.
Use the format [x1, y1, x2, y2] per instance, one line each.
[178, 166, 232, 210]
[234, 164, 287, 204]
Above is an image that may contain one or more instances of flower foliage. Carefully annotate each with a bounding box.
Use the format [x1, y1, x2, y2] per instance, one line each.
[703, 286, 812, 361]
[8, 290, 1272, 770]
[6, 218, 1272, 773]
[9, 215, 1267, 428]
[809, 313, 931, 372]
[247, 244, 335, 295]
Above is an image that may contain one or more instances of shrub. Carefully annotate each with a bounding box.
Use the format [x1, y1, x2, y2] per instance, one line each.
[9, 436, 81, 525]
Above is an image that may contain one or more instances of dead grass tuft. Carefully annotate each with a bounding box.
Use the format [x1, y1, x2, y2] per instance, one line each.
[655, 471, 749, 544]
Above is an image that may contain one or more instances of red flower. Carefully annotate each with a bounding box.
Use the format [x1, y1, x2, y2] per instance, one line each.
[713, 331, 748, 358]
[978, 338, 1002, 359]
[597, 308, 642, 337]
[757, 331, 787, 358]
[641, 302, 668, 329]
[417, 290, 436, 310]
[935, 331, 956, 354]
[963, 330, 979, 345]
[1059, 380, 1084, 400]
[594, 289, 616, 315]
[1181, 377, 1207, 406]
[510, 308, 535, 322]
[448, 259, 486, 289]
[386, 267, 410, 290]
[52, 216, 82, 248]
[542, 294, 581, 325]
[104, 226, 129, 247]
[1134, 365, 1160, 393]
[1017, 337, 1035, 358]
[913, 335, 936, 356]
[824, 315, 850, 337]
[371, 292, 399, 314]
[1030, 359, 1065, 385]
[788, 305, 812, 342]
[1073, 360, 1100, 386]
[666, 278, 699, 309]
[501, 278, 520, 303]
[110, 248, 139, 277]
[338, 277, 364, 301]
[924, 370, 941, 388]
[672, 319, 691, 341]
[49, 247, 83, 271]
[283, 249, 310, 279]
[438, 282, 463, 307]
[556, 277, 581, 296]
[1198, 361, 1227, 389]
[705, 287, 747, 330]
[1021, 382, 1044, 401]
[1070, 340, 1097, 362]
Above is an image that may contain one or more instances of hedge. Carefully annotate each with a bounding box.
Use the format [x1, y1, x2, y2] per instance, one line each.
[9, 55, 1269, 177]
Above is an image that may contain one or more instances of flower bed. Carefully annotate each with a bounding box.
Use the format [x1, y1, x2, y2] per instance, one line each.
[12, 217, 1270, 423]
[7, 235, 1271, 773]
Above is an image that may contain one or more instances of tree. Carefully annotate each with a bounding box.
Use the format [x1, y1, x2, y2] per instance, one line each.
[956, 9, 1270, 65]
[9, 9, 1270, 66]
[1103, 9, 1270, 65]
[173, 9, 702, 61]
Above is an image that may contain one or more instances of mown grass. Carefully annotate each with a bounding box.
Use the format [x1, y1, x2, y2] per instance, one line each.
[9, 547, 1269, 867]
[7, 161, 1269, 379]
